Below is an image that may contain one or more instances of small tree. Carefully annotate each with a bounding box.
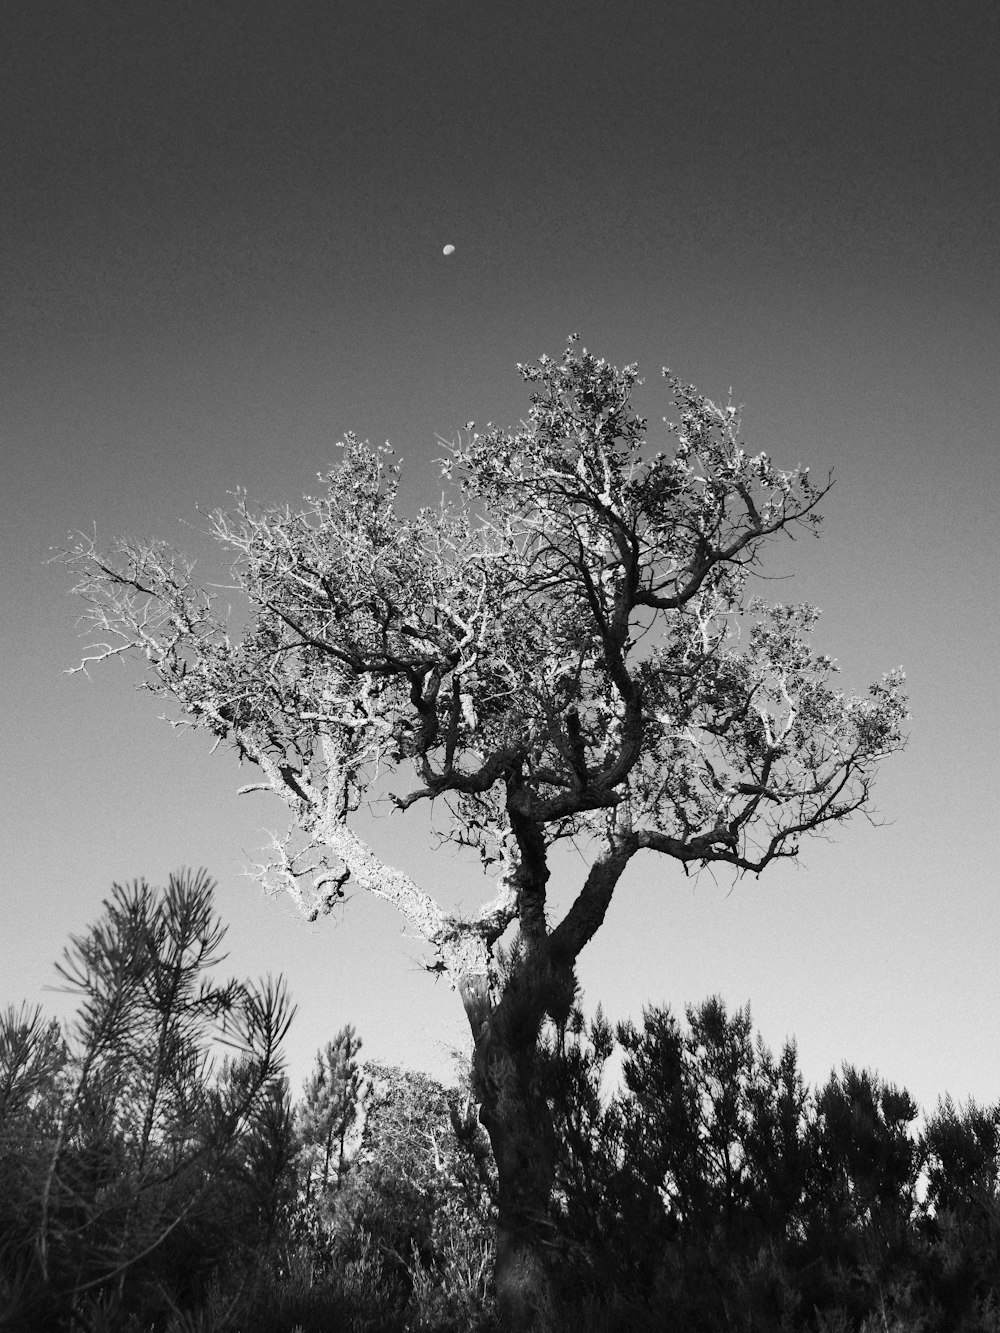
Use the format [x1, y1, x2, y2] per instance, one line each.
[808, 1065, 922, 1238]
[297, 1024, 366, 1200]
[60, 340, 907, 1324]
[0, 1004, 67, 1316]
[920, 1097, 1000, 1326]
[540, 997, 813, 1318]
[1, 870, 293, 1327]
[342, 1063, 495, 1316]
[923, 1096, 1000, 1220]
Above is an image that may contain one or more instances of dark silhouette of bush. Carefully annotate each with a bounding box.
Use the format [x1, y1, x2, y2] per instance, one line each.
[534, 996, 1000, 1332]
[9, 877, 1000, 1333]
[0, 870, 292, 1331]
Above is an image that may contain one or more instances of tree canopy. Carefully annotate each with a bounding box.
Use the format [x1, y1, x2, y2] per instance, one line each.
[63, 339, 905, 982]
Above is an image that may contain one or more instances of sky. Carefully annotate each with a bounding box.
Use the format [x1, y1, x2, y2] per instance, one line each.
[2, 0, 998, 1113]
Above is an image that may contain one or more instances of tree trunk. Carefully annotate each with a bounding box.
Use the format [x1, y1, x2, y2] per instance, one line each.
[461, 966, 564, 1329]
[486, 1099, 558, 1330]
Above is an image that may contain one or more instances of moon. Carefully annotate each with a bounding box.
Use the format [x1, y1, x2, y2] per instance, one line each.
[442, 244, 456, 256]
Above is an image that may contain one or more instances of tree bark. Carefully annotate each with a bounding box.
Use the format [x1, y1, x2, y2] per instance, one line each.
[487, 1104, 558, 1329]
[463, 959, 567, 1329]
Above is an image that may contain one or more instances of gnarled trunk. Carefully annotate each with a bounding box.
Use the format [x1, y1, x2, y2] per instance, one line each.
[482, 1071, 558, 1327]
[461, 962, 567, 1329]
[482, 1045, 560, 1327]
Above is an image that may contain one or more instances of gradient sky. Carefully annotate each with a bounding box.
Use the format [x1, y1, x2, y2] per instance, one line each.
[3, 1, 998, 1112]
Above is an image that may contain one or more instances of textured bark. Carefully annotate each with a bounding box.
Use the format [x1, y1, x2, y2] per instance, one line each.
[477, 1040, 558, 1327]
[493, 1219, 555, 1331]
[463, 947, 571, 1329]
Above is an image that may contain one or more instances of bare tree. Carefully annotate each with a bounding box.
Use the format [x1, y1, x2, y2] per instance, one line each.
[59, 340, 907, 1325]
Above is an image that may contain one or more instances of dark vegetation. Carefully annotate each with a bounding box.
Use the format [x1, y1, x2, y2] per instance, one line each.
[3, 874, 998, 1332]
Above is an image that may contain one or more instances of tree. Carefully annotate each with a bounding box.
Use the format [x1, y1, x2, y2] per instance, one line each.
[223, 1073, 300, 1258]
[343, 1064, 494, 1299]
[0, 870, 293, 1328]
[808, 1065, 922, 1238]
[0, 1004, 67, 1319]
[297, 1024, 366, 1200]
[60, 339, 907, 1325]
[540, 997, 814, 1323]
[920, 1097, 1000, 1326]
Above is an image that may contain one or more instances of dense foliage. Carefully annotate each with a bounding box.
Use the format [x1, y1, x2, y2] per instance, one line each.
[4, 877, 1000, 1330]
[0, 870, 293, 1331]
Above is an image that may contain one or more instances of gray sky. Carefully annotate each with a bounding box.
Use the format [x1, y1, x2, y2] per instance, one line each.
[3, 0, 998, 1109]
